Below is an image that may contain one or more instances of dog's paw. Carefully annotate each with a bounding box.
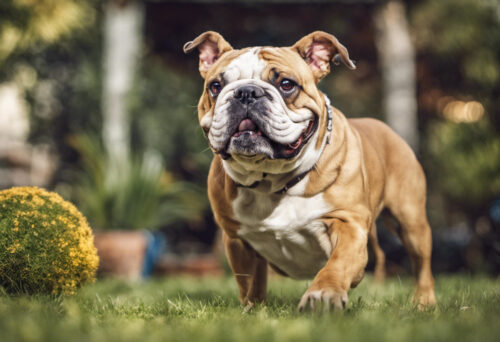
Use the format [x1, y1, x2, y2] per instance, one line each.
[413, 288, 437, 310]
[242, 301, 255, 313]
[298, 288, 348, 312]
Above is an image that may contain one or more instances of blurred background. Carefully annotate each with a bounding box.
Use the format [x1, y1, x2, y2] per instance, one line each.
[0, 0, 499, 278]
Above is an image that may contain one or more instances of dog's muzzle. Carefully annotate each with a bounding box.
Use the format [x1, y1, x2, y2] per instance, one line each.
[210, 83, 317, 160]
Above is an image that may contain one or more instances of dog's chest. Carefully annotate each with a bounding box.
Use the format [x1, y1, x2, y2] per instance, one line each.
[233, 189, 332, 279]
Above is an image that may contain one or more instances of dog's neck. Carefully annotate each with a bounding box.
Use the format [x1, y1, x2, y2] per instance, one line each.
[222, 93, 333, 195]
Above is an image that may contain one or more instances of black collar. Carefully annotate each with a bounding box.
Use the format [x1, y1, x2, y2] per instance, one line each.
[273, 168, 313, 194]
[234, 98, 332, 195]
[235, 167, 314, 195]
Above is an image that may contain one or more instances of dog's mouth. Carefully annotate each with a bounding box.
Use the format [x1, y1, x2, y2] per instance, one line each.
[220, 117, 317, 160]
[232, 119, 263, 138]
[282, 119, 316, 155]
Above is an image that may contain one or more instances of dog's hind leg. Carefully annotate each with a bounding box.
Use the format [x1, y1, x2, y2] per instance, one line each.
[385, 167, 436, 307]
[395, 212, 435, 307]
[368, 223, 386, 283]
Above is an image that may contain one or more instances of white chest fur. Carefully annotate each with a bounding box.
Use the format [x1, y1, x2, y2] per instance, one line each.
[233, 188, 333, 279]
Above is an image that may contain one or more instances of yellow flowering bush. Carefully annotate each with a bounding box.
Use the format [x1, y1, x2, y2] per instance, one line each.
[0, 187, 99, 295]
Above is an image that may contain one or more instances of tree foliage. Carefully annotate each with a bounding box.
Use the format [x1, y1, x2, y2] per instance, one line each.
[413, 0, 500, 217]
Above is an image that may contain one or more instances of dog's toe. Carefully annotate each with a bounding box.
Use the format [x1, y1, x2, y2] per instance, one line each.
[298, 288, 348, 312]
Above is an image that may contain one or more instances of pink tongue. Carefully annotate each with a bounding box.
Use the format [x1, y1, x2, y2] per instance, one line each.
[238, 119, 257, 132]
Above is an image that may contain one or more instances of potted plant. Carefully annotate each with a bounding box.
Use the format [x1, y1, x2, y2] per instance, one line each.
[68, 134, 203, 280]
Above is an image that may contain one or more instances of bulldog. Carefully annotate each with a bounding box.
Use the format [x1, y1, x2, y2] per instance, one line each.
[184, 31, 436, 311]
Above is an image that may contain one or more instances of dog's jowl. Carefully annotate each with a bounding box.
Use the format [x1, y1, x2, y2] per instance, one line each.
[184, 31, 436, 311]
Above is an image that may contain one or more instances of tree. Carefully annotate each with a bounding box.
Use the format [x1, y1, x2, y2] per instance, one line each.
[0, 0, 93, 69]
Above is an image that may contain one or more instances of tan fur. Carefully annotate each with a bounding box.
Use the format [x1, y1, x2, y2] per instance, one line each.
[258, 47, 329, 150]
[292, 31, 357, 80]
[222, 232, 268, 306]
[183, 31, 233, 78]
[198, 49, 251, 123]
[369, 223, 386, 283]
[186, 31, 436, 311]
[299, 114, 435, 309]
[207, 157, 239, 238]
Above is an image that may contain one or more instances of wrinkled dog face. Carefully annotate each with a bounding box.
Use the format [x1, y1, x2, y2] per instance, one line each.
[184, 31, 355, 168]
[206, 48, 317, 160]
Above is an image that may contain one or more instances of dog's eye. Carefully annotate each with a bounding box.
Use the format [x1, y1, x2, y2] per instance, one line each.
[209, 81, 222, 96]
[279, 79, 296, 93]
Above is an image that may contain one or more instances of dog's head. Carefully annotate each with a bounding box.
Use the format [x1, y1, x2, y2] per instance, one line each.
[184, 31, 355, 179]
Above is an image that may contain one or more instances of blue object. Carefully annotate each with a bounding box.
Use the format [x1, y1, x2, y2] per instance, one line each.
[142, 231, 167, 278]
[490, 199, 500, 223]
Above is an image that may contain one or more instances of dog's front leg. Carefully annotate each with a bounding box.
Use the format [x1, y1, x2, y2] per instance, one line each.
[223, 232, 268, 307]
[298, 216, 369, 312]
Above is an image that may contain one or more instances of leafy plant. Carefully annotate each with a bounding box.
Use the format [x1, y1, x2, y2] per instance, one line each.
[69, 134, 207, 231]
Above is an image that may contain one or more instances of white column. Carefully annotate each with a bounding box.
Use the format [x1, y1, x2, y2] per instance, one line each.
[375, 0, 418, 150]
[102, 0, 144, 163]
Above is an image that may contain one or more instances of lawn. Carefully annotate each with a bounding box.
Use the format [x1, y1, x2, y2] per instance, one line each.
[1, 274, 499, 342]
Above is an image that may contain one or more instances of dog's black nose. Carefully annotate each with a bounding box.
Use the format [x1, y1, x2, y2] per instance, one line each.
[234, 85, 265, 105]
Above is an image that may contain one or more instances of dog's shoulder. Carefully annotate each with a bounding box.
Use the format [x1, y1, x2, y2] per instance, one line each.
[348, 118, 395, 143]
[348, 117, 423, 188]
[348, 117, 414, 161]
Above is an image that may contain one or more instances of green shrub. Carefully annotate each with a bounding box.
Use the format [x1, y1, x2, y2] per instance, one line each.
[0, 187, 99, 295]
[427, 118, 500, 206]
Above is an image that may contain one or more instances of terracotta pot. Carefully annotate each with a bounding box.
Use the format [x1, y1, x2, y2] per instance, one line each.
[93, 231, 147, 280]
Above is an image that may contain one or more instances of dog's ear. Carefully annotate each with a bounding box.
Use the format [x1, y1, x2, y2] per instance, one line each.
[292, 31, 356, 81]
[183, 31, 233, 78]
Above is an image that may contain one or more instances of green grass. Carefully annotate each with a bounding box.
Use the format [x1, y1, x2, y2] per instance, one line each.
[1, 274, 499, 342]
